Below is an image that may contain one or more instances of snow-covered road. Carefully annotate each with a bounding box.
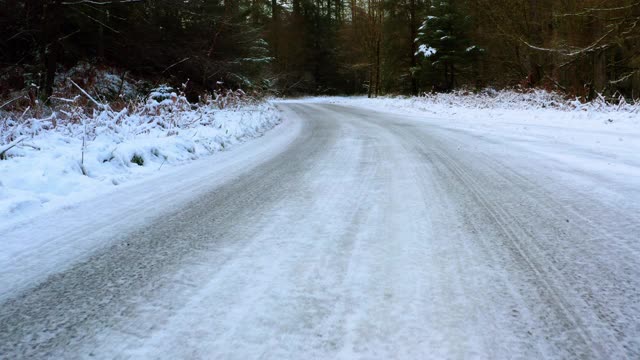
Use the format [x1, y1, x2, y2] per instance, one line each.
[1, 102, 639, 358]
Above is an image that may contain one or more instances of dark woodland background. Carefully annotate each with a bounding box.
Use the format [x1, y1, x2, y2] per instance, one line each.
[1, 0, 639, 102]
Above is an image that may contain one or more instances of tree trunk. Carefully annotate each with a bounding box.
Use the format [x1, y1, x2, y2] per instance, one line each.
[350, 0, 355, 24]
[368, 65, 373, 98]
[450, 63, 455, 89]
[271, 0, 279, 66]
[527, 0, 544, 86]
[41, 0, 63, 103]
[409, 0, 418, 94]
[592, 16, 607, 95]
[293, 0, 301, 16]
[375, 36, 381, 97]
[593, 50, 607, 95]
[443, 61, 448, 89]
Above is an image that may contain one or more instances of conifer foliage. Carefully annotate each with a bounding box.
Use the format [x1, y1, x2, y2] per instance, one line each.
[415, 0, 482, 91]
[1, 0, 639, 99]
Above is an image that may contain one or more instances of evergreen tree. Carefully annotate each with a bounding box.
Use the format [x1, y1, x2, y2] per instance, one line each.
[414, 0, 481, 91]
[2, 0, 639, 98]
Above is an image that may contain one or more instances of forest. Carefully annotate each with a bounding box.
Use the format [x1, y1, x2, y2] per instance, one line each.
[1, 0, 640, 102]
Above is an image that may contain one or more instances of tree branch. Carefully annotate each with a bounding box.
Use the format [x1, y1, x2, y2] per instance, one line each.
[61, 0, 143, 5]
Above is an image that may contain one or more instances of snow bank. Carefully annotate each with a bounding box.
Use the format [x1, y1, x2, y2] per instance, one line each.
[306, 89, 640, 118]
[304, 89, 639, 144]
[0, 90, 280, 226]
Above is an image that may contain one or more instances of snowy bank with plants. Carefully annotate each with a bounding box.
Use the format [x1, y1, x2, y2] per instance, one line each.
[308, 89, 640, 129]
[0, 87, 281, 225]
[307, 89, 640, 149]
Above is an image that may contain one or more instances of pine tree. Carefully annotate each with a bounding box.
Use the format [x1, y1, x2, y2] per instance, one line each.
[415, 0, 481, 91]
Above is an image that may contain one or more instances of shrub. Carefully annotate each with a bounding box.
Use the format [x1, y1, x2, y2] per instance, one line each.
[130, 154, 144, 166]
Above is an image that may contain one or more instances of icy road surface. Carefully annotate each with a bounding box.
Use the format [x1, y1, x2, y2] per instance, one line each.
[1, 103, 639, 359]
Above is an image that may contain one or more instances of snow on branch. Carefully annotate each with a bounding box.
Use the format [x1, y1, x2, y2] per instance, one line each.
[61, 0, 143, 5]
[0, 96, 24, 110]
[610, 70, 639, 85]
[521, 27, 614, 57]
[162, 58, 191, 74]
[68, 79, 109, 110]
[555, 2, 640, 17]
[69, 7, 120, 33]
[0, 137, 26, 160]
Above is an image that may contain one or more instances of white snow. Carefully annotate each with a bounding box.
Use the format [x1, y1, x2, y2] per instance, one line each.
[303, 90, 640, 207]
[0, 94, 281, 230]
[417, 44, 437, 57]
[304, 90, 640, 149]
[1, 95, 639, 358]
[0, 112, 299, 301]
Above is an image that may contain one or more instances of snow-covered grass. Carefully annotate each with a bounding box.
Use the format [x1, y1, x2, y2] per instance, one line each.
[0, 89, 280, 226]
[306, 89, 640, 122]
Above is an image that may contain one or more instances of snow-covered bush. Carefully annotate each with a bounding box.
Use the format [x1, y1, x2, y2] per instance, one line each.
[53, 62, 142, 102]
[304, 89, 640, 131]
[0, 80, 272, 148]
[0, 81, 281, 221]
[389, 88, 640, 113]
